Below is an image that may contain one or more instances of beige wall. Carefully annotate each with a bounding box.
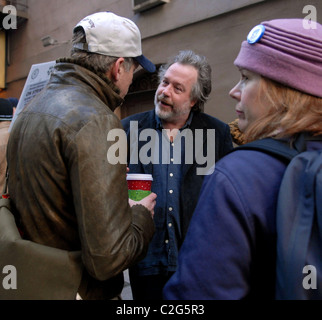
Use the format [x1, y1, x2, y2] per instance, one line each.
[137, 0, 322, 123]
[2, 0, 322, 125]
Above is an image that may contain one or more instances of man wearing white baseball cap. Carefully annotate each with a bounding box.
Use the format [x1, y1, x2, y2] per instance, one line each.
[73, 11, 155, 73]
[7, 12, 156, 300]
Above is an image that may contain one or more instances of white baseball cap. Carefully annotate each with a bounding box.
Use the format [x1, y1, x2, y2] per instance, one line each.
[73, 12, 156, 73]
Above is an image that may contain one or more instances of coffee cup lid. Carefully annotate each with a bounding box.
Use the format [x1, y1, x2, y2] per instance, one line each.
[126, 173, 153, 181]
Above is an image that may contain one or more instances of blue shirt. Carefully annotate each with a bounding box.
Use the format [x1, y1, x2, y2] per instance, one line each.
[121, 110, 234, 279]
[133, 112, 194, 276]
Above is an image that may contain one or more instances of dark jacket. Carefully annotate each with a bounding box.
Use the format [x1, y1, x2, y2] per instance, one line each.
[7, 59, 155, 299]
[122, 110, 233, 247]
[163, 148, 289, 299]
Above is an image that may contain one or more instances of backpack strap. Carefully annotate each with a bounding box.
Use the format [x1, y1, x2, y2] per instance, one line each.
[232, 137, 299, 163]
[276, 148, 322, 299]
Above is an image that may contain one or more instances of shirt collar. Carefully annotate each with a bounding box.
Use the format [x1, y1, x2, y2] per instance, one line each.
[155, 111, 194, 130]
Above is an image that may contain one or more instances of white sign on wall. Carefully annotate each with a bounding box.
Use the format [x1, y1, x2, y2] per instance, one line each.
[9, 60, 55, 131]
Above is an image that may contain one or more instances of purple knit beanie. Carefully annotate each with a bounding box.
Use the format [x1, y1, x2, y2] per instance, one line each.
[234, 19, 322, 98]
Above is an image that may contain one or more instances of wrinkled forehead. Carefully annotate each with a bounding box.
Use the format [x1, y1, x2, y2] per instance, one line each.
[164, 63, 198, 85]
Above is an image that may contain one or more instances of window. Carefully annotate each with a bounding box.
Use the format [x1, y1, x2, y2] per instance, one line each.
[132, 0, 170, 14]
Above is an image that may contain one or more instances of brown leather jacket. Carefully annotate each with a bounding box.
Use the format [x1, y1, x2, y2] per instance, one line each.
[7, 59, 155, 299]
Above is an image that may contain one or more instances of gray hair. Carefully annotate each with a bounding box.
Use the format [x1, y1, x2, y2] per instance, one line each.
[158, 50, 212, 112]
[70, 27, 135, 74]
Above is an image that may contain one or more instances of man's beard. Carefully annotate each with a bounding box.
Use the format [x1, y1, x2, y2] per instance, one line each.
[154, 93, 193, 123]
[154, 94, 174, 120]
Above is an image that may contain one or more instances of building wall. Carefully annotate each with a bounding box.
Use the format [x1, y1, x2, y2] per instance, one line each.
[1, 0, 321, 124]
[133, 0, 322, 123]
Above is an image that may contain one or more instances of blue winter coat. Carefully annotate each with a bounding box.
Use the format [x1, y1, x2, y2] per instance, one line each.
[163, 148, 288, 299]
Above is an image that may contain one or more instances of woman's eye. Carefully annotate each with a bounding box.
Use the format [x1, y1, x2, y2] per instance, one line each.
[241, 74, 248, 81]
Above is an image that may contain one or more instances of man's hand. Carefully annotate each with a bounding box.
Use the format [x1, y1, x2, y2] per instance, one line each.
[129, 192, 157, 218]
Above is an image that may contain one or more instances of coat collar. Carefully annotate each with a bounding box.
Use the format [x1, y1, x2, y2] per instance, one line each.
[136, 110, 208, 131]
[55, 58, 124, 112]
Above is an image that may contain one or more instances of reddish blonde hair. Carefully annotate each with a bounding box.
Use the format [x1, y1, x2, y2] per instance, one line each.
[244, 77, 322, 143]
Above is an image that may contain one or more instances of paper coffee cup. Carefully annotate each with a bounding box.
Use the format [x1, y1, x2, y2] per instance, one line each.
[126, 173, 153, 201]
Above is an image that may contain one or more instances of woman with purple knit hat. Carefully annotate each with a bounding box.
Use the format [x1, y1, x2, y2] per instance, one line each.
[163, 18, 322, 300]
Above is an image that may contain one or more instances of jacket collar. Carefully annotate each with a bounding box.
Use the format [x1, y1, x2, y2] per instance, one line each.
[155, 111, 194, 130]
[136, 109, 209, 131]
[54, 58, 124, 112]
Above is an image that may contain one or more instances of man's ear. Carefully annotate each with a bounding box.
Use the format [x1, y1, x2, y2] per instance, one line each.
[190, 99, 197, 109]
[110, 57, 125, 81]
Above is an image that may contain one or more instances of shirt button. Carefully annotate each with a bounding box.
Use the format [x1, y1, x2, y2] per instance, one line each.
[169, 207, 173, 212]
[170, 173, 174, 177]
[168, 223, 172, 228]
[171, 143, 174, 147]
[165, 240, 169, 244]
[169, 190, 173, 194]
[170, 158, 174, 162]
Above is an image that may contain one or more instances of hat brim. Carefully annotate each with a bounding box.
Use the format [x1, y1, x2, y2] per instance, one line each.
[134, 55, 156, 73]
